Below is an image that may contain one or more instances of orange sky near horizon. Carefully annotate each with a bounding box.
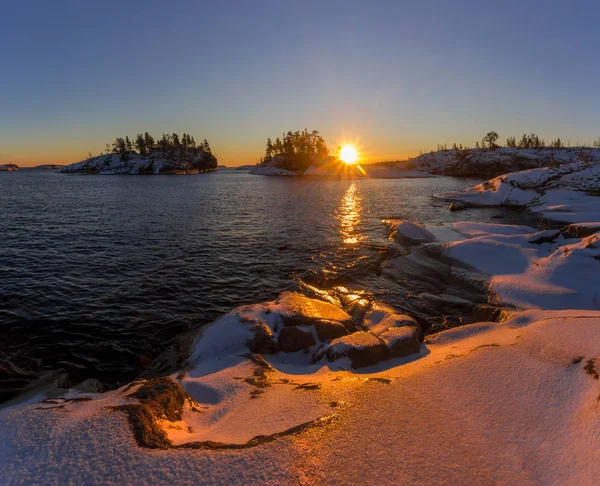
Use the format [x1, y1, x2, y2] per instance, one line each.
[1, 138, 419, 168]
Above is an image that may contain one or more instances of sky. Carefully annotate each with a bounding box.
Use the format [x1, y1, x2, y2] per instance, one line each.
[2, 0, 600, 167]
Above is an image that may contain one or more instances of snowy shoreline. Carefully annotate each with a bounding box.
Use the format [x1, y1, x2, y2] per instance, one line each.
[2, 164, 600, 483]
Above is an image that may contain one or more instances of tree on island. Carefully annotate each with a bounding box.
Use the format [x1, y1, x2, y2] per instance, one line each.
[259, 129, 331, 172]
[104, 131, 217, 171]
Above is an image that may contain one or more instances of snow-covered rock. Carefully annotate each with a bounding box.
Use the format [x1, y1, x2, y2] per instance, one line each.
[60, 151, 216, 175]
[398, 147, 600, 177]
[324, 331, 390, 368]
[3, 306, 600, 484]
[385, 220, 436, 244]
[0, 163, 19, 171]
[437, 160, 600, 223]
[248, 165, 297, 176]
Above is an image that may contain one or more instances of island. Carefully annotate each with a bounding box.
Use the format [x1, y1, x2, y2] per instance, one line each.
[20, 164, 65, 171]
[248, 129, 382, 176]
[0, 163, 19, 171]
[394, 132, 600, 178]
[60, 132, 217, 175]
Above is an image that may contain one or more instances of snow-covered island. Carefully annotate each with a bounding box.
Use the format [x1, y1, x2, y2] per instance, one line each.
[20, 164, 64, 171]
[396, 146, 600, 177]
[246, 128, 428, 178]
[60, 132, 217, 175]
[0, 163, 19, 171]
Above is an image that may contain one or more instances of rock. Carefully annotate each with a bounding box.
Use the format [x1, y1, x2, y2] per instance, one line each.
[113, 377, 186, 449]
[562, 223, 600, 238]
[528, 230, 561, 244]
[363, 303, 419, 336]
[326, 332, 389, 369]
[449, 201, 466, 211]
[388, 220, 436, 244]
[379, 327, 421, 359]
[471, 304, 503, 322]
[277, 292, 353, 328]
[314, 319, 349, 341]
[278, 326, 316, 352]
[247, 322, 278, 354]
[73, 378, 104, 393]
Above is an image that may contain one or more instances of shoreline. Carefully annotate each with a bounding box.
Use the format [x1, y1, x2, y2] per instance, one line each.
[1, 164, 599, 483]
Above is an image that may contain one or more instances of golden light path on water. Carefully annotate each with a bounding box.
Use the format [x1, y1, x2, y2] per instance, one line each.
[338, 183, 362, 245]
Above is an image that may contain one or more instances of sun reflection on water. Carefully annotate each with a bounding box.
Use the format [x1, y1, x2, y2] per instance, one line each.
[338, 183, 362, 245]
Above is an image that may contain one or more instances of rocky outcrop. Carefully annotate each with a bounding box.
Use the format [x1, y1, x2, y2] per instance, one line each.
[396, 147, 600, 178]
[278, 326, 316, 352]
[325, 332, 389, 368]
[113, 377, 187, 449]
[60, 150, 217, 175]
[437, 160, 600, 224]
[190, 291, 422, 370]
[379, 326, 421, 359]
[313, 319, 349, 341]
[0, 163, 19, 171]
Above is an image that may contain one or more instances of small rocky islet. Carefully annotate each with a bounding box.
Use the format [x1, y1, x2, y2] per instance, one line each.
[60, 132, 217, 175]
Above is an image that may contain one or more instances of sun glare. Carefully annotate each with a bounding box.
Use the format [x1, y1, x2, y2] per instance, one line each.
[339, 144, 358, 165]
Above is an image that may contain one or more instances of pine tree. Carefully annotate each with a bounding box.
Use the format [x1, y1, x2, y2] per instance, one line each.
[144, 132, 155, 153]
[135, 133, 146, 155]
[265, 138, 274, 159]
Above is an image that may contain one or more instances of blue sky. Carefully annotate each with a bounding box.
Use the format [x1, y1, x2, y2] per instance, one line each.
[1, 0, 599, 166]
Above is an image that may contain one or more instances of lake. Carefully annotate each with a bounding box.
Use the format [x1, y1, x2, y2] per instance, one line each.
[0, 170, 528, 402]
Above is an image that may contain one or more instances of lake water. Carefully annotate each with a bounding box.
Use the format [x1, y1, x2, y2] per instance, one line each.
[0, 170, 532, 402]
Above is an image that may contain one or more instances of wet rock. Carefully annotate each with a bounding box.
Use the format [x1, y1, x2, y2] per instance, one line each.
[363, 303, 419, 336]
[278, 326, 316, 352]
[314, 319, 349, 341]
[449, 201, 466, 211]
[247, 322, 278, 354]
[326, 332, 388, 369]
[379, 326, 421, 359]
[277, 292, 353, 328]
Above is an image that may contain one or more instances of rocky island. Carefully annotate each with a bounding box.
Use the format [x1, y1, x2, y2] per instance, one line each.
[395, 132, 600, 178]
[60, 132, 217, 175]
[0, 163, 19, 171]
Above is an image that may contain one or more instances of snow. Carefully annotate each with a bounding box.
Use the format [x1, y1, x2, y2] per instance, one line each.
[443, 224, 600, 310]
[60, 152, 211, 175]
[398, 147, 600, 176]
[385, 220, 436, 243]
[2, 189, 600, 482]
[3, 305, 600, 483]
[437, 161, 600, 223]
[248, 165, 297, 176]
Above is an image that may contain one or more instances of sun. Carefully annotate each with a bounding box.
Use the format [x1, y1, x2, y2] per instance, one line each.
[339, 144, 358, 165]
